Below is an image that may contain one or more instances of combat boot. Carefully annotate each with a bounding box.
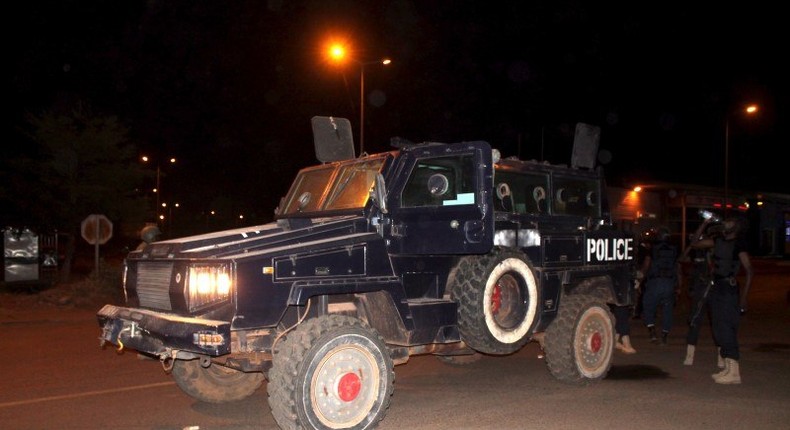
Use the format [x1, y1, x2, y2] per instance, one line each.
[616, 335, 636, 354]
[660, 330, 669, 346]
[714, 358, 741, 384]
[712, 357, 730, 380]
[683, 344, 695, 366]
[648, 325, 658, 343]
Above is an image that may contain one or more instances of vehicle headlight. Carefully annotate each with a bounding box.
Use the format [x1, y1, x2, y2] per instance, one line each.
[186, 265, 232, 311]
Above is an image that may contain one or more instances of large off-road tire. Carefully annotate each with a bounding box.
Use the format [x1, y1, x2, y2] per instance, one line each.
[268, 315, 395, 430]
[449, 248, 539, 355]
[543, 295, 614, 385]
[171, 358, 265, 403]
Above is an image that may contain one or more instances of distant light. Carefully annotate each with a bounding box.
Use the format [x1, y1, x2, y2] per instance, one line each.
[382, 58, 392, 65]
[757, 201, 764, 206]
[239, 214, 244, 220]
[745, 105, 758, 114]
[633, 186, 642, 192]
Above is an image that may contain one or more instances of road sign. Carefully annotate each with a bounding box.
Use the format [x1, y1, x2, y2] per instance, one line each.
[81, 214, 113, 245]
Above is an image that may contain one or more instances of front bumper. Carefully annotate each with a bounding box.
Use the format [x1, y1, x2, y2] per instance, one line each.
[97, 304, 232, 357]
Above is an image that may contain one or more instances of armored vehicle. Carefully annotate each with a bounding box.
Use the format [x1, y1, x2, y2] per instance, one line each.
[97, 117, 635, 429]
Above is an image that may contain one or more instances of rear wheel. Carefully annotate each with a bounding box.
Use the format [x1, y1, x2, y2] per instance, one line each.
[543, 295, 614, 385]
[449, 248, 539, 355]
[268, 315, 394, 430]
[171, 358, 264, 403]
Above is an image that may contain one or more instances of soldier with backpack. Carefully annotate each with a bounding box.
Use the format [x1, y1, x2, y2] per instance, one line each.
[640, 227, 681, 345]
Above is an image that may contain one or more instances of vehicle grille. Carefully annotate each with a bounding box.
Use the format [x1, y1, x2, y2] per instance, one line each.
[136, 262, 174, 311]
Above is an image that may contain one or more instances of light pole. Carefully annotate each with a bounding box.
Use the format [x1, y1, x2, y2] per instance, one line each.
[327, 43, 390, 155]
[141, 155, 176, 223]
[723, 104, 758, 215]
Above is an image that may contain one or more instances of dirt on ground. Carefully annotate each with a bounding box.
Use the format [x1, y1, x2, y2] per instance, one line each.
[1, 261, 125, 316]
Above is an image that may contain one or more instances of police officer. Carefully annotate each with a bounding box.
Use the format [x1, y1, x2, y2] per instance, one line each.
[690, 215, 753, 384]
[640, 227, 681, 345]
[681, 220, 718, 366]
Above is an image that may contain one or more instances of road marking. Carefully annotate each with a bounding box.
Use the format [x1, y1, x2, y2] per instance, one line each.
[0, 382, 176, 408]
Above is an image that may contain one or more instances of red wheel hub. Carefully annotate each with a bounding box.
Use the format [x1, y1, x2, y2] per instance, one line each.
[590, 332, 602, 353]
[491, 283, 502, 314]
[337, 372, 361, 402]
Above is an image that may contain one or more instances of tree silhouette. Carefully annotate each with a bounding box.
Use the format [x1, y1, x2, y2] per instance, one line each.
[4, 103, 149, 280]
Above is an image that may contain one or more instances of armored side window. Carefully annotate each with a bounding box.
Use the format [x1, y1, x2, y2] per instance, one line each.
[281, 166, 335, 214]
[323, 158, 386, 210]
[551, 175, 599, 217]
[402, 155, 475, 207]
[493, 170, 549, 214]
[280, 157, 386, 215]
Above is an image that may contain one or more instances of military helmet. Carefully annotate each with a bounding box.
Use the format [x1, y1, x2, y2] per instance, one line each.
[723, 215, 748, 236]
[140, 224, 161, 244]
[643, 226, 670, 242]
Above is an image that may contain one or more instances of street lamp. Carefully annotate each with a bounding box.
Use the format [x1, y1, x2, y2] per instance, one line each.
[141, 155, 176, 223]
[724, 104, 758, 215]
[327, 43, 391, 155]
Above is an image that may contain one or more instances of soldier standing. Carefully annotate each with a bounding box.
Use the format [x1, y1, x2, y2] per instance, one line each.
[689, 215, 753, 384]
[640, 227, 681, 345]
[681, 216, 719, 366]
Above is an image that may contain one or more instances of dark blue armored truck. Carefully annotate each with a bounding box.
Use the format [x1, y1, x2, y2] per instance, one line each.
[97, 117, 635, 430]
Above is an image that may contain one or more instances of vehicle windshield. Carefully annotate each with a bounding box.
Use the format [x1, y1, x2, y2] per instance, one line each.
[280, 156, 387, 216]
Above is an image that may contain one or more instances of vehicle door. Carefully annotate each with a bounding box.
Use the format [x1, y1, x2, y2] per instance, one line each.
[386, 141, 493, 254]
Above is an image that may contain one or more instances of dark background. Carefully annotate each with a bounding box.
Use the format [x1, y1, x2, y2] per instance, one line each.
[7, 0, 787, 232]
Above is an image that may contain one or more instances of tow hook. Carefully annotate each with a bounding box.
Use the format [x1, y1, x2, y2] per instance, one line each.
[113, 322, 139, 354]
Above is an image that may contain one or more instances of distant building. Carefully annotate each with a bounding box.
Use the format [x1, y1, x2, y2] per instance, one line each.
[607, 183, 790, 258]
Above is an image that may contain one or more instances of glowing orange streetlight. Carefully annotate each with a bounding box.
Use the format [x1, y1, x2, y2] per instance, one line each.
[326, 42, 391, 155]
[328, 43, 346, 62]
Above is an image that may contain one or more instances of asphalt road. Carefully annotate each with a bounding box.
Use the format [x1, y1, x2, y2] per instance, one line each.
[1, 259, 788, 430]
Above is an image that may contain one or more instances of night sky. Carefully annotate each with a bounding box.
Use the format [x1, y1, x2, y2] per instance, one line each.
[9, 1, 787, 225]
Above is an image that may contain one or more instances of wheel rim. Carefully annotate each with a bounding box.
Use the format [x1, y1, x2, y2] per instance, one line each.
[482, 257, 538, 344]
[489, 274, 525, 329]
[574, 306, 612, 378]
[311, 344, 380, 428]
